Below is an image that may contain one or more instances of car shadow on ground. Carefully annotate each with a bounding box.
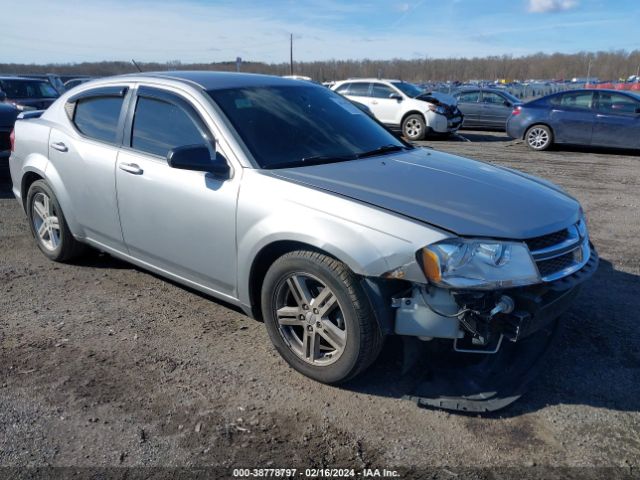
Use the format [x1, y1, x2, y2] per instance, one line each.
[547, 145, 640, 157]
[343, 259, 640, 417]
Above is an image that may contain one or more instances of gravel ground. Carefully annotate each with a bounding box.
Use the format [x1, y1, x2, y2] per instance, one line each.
[0, 131, 639, 478]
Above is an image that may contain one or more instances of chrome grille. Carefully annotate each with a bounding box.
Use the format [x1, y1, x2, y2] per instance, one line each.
[526, 219, 589, 282]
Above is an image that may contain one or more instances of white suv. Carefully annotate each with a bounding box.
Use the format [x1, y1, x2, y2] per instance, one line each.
[331, 79, 463, 141]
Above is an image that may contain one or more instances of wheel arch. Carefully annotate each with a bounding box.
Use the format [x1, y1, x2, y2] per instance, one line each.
[247, 240, 341, 321]
[401, 110, 427, 128]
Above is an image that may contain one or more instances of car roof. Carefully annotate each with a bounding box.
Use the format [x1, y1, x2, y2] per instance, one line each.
[117, 71, 311, 91]
[336, 78, 405, 83]
[0, 76, 48, 82]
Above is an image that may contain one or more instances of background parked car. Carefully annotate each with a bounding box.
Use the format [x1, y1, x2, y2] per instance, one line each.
[17, 73, 67, 95]
[64, 77, 93, 90]
[331, 79, 462, 140]
[454, 88, 522, 130]
[0, 97, 19, 159]
[507, 89, 640, 151]
[0, 76, 60, 111]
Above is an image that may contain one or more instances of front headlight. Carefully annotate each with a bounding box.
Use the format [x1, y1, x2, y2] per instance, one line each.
[420, 239, 540, 290]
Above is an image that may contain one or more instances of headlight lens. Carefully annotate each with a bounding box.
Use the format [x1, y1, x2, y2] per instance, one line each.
[420, 239, 540, 290]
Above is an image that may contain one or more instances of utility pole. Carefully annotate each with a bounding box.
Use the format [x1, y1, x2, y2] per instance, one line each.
[586, 58, 592, 85]
[289, 33, 294, 75]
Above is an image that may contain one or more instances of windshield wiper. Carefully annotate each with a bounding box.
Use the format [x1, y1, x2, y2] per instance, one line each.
[355, 144, 407, 159]
[265, 153, 358, 169]
[264, 145, 407, 169]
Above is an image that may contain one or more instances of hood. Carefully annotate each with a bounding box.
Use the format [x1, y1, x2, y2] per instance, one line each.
[416, 91, 457, 107]
[266, 148, 580, 239]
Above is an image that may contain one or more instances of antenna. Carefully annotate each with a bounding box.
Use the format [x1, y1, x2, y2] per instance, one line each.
[131, 59, 142, 72]
[289, 34, 294, 76]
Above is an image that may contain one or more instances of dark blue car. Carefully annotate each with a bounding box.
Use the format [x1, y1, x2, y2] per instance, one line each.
[506, 89, 640, 151]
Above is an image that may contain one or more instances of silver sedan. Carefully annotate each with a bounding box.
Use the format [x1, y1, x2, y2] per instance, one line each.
[9, 72, 597, 401]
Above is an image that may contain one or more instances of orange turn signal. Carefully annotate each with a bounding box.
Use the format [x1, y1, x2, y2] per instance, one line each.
[421, 249, 441, 283]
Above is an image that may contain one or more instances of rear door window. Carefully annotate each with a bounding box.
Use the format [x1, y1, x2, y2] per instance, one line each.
[551, 92, 594, 110]
[131, 96, 208, 158]
[73, 96, 125, 143]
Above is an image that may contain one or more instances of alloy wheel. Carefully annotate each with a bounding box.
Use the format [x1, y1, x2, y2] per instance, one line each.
[405, 118, 422, 138]
[527, 127, 550, 149]
[31, 192, 61, 251]
[274, 273, 347, 366]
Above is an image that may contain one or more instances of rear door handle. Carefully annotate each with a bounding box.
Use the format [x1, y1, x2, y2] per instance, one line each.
[119, 163, 144, 175]
[51, 141, 68, 152]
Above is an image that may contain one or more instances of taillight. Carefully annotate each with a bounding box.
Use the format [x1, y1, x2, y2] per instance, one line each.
[512, 106, 522, 116]
[9, 128, 15, 152]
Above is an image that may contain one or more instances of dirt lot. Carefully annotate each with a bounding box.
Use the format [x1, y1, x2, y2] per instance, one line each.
[1, 131, 639, 478]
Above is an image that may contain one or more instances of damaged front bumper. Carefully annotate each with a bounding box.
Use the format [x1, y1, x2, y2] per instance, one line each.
[393, 244, 598, 350]
[385, 245, 598, 412]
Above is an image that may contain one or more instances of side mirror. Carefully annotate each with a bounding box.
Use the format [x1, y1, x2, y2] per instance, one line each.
[636, 107, 640, 114]
[0, 91, 6, 102]
[503, 100, 512, 107]
[167, 144, 230, 178]
[389, 93, 403, 101]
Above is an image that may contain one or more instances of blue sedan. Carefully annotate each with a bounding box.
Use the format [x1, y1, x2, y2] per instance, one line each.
[506, 89, 640, 151]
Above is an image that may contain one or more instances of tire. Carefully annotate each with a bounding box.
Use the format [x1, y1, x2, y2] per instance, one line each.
[26, 180, 85, 262]
[261, 250, 383, 384]
[525, 124, 553, 151]
[402, 113, 427, 141]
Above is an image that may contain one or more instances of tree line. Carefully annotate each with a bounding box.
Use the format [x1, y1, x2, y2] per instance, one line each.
[2, 50, 639, 82]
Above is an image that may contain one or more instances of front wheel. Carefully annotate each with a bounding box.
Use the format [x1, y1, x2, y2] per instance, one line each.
[261, 250, 383, 384]
[402, 114, 427, 141]
[525, 125, 553, 151]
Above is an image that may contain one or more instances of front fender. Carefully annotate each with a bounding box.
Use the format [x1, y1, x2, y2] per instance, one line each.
[235, 170, 451, 307]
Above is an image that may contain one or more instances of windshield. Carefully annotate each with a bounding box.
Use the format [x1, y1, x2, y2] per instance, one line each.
[391, 82, 424, 98]
[208, 85, 406, 169]
[0, 80, 59, 99]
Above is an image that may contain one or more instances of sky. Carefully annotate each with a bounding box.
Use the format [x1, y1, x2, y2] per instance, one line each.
[2, 0, 639, 64]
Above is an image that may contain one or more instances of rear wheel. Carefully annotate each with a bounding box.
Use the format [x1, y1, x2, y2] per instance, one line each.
[402, 114, 427, 141]
[525, 125, 553, 151]
[26, 180, 85, 262]
[261, 250, 383, 384]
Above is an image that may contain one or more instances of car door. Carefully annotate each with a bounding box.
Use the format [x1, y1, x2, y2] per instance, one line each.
[455, 90, 481, 127]
[549, 91, 596, 145]
[368, 83, 402, 126]
[591, 92, 640, 149]
[48, 85, 130, 250]
[115, 86, 239, 297]
[480, 91, 513, 129]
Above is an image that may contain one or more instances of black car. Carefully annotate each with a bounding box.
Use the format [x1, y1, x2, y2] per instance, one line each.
[0, 98, 19, 159]
[0, 76, 60, 111]
[454, 88, 522, 130]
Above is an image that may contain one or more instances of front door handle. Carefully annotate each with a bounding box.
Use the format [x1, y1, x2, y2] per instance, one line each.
[119, 163, 144, 175]
[51, 141, 68, 152]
